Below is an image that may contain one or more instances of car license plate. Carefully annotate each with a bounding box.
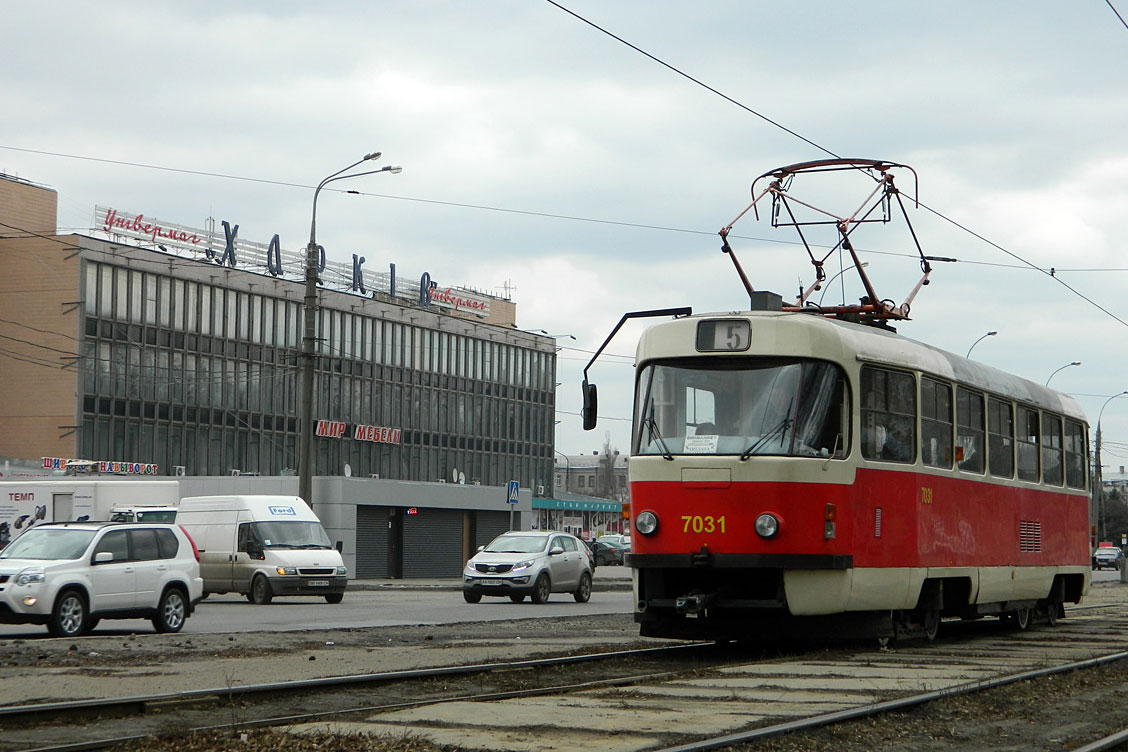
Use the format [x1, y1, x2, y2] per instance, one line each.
[308, 580, 329, 587]
[481, 579, 503, 586]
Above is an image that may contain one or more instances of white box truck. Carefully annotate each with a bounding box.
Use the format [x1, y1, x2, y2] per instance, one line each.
[176, 495, 347, 604]
[0, 480, 179, 547]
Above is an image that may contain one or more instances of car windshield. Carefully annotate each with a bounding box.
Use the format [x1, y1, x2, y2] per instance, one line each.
[0, 528, 96, 560]
[1097, 548, 1120, 555]
[484, 535, 549, 554]
[634, 357, 848, 458]
[246, 521, 332, 549]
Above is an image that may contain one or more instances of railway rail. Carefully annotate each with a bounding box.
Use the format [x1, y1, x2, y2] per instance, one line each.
[5, 603, 1128, 752]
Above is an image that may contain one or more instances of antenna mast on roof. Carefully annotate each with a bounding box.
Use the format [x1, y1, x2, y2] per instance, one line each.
[718, 158, 953, 326]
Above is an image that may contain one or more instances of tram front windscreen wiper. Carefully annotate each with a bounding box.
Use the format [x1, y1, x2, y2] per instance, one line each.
[741, 400, 794, 460]
[644, 407, 674, 461]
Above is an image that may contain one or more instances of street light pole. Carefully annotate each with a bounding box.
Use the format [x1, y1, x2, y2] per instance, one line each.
[1045, 361, 1081, 387]
[553, 450, 571, 495]
[965, 330, 997, 359]
[817, 262, 869, 307]
[299, 153, 402, 508]
[1094, 390, 1128, 542]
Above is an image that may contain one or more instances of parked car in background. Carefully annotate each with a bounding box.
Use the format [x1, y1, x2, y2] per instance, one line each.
[597, 533, 631, 547]
[463, 531, 592, 604]
[1093, 546, 1125, 570]
[591, 539, 627, 566]
[0, 521, 203, 637]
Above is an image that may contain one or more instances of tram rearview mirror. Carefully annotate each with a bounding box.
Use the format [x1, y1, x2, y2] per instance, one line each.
[582, 380, 598, 430]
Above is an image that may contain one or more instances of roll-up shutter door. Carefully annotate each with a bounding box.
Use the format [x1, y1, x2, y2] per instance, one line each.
[403, 508, 464, 577]
[356, 505, 390, 578]
[475, 511, 511, 548]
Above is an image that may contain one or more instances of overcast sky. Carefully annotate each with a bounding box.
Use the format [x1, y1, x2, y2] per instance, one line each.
[3, 1, 1128, 463]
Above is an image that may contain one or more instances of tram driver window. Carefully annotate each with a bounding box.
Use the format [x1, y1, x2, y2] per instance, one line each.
[1016, 406, 1040, 482]
[921, 378, 953, 468]
[860, 366, 915, 463]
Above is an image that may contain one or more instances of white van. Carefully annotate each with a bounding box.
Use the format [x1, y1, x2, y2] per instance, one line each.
[176, 495, 347, 604]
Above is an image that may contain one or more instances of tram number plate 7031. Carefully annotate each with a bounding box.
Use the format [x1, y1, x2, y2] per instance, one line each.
[681, 515, 726, 533]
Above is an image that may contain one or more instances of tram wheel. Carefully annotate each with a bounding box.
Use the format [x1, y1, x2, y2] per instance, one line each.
[920, 609, 941, 641]
[1011, 607, 1032, 630]
[1045, 601, 1064, 626]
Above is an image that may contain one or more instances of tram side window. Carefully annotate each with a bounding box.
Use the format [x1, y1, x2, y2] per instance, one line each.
[920, 377, 953, 468]
[987, 397, 1015, 478]
[1041, 413, 1063, 486]
[860, 366, 915, 463]
[956, 387, 985, 474]
[1016, 406, 1040, 482]
[1064, 419, 1087, 489]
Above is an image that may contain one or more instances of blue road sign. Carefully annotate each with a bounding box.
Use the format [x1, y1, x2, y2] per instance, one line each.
[507, 480, 520, 504]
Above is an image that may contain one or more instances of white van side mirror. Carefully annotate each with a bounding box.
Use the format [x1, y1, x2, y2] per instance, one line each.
[93, 551, 113, 564]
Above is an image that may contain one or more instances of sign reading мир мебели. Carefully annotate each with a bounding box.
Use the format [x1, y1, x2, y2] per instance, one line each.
[315, 421, 401, 445]
[95, 206, 492, 318]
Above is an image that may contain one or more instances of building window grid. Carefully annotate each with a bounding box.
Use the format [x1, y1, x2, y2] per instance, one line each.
[81, 261, 555, 484]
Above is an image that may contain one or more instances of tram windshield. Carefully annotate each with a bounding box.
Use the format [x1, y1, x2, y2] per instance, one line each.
[634, 358, 849, 458]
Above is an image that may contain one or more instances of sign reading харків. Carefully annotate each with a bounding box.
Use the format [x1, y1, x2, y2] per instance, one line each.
[95, 206, 492, 318]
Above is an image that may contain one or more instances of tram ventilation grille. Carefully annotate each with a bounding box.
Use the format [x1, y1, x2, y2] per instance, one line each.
[873, 507, 883, 538]
[1019, 520, 1043, 552]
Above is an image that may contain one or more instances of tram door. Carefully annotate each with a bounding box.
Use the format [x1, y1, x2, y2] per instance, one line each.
[387, 508, 404, 579]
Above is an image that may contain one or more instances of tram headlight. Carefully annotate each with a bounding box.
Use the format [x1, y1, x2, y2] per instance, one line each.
[754, 513, 780, 539]
[635, 510, 659, 536]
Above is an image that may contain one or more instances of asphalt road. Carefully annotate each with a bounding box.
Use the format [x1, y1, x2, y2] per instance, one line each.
[0, 586, 637, 639]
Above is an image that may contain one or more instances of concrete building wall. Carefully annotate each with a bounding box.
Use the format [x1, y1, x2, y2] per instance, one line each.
[0, 175, 57, 237]
[0, 235, 81, 461]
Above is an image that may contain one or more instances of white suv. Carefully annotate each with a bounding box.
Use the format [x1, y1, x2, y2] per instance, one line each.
[0, 522, 203, 637]
[463, 531, 593, 604]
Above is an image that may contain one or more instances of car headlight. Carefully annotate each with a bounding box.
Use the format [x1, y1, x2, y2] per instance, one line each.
[276, 567, 297, 576]
[511, 560, 534, 572]
[635, 511, 659, 536]
[15, 567, 45, 586]
[755, 513, 780, 539]
[336, 566, 347, 576]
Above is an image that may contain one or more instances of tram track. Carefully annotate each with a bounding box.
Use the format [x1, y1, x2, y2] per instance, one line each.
[10, 604, 1128, 752]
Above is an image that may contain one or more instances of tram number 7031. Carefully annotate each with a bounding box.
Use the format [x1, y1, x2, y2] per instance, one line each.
[681, 515, 726, 533]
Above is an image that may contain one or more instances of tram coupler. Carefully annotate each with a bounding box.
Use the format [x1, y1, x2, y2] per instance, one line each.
[675, 593, 714, 615]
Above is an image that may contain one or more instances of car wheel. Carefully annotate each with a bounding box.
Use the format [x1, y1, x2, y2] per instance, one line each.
[250, 574, 273, 605]
[530, 573, 551, 604]
[325, 593, 344, 604]
[152, 588, 188, 633]
[509, 594, 525, 603]
[573, 571, 592, 603]
[463, 589, 482, 604]
[49, 589, 87, 638]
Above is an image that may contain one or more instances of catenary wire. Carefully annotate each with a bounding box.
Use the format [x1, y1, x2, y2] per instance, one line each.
[543, 1, 1128, 330]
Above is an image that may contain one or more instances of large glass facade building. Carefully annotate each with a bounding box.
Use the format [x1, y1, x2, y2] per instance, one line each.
[2, 173, 558, 493]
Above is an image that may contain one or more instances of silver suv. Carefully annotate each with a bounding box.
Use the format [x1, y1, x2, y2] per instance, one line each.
[463, 531, 593, 604]
[0, 522, 204, 637]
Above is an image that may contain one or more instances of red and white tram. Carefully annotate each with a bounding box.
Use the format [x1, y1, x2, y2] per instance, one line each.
[582, 300, 1090, 641]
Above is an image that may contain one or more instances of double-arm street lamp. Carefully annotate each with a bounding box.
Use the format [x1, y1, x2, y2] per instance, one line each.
[1045, 361, 1081, 387]
[299, 153, 402, 507]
